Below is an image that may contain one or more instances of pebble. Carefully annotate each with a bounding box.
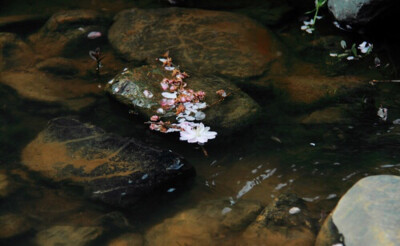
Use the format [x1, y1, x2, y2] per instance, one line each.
[87, 31, 102, 39]
[289, 207, 301, 215]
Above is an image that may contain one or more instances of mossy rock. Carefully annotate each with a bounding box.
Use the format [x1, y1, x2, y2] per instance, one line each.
[105, 64, 260, 133]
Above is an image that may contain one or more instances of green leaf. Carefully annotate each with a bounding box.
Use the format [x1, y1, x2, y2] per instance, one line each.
[340, 40, 347, 49]
[305, 9, 316, 14]
[366, 46, 373, 55]
[351, 43, 358, 57]
[317, 0, 327, 7]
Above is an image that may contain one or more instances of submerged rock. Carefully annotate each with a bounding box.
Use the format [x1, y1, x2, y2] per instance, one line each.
[328, 0, 398, 26]
[0, 70, 99, 110]
[299, 106, 351, 125]
[316, 175, 400, 246]
[241, 193, 316, 246]
[29, 9, 111, 57]
[0, 171, 13, 198]
[145, 199, 262, 245]
[252, 63, 365, 105]
[108, 233, 144, 246]
[0, 32, 33, 71]
[0, 213, 31, 239]
[105, 65, 260, 133]
[36, 57, 79, 76]
[21, 117, 195, 207]
[35, 225, 103, 246]
[108, 8, 282, 79]
[0, 14, 47, 29]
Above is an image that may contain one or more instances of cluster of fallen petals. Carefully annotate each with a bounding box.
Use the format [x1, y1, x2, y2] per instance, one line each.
[329, 40, 373, 61]
[147, 52, 228, 144]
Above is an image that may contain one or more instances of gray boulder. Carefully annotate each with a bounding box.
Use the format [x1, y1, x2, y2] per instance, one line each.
[316, 175, 400, 246]
[328, 0, 397, 25]
[21, 117, 195, 207]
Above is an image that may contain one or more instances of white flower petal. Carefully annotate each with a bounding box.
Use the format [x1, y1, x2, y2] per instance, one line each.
[143, 90, 153, 98]
[196, 102, 207, 109]
[178, 123, 217, 144]
[157, 108, 165, 114]
[195, 111, 206, 121]
[162, 92, 177, 99]
[164, 66, 175, 71]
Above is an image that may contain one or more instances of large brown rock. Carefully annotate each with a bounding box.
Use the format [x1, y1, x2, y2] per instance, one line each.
[108, 8, 282, 78]
[22, 117, 195, 207]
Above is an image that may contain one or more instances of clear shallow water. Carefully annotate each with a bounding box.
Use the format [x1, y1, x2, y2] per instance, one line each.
[1, 0, 400, 245]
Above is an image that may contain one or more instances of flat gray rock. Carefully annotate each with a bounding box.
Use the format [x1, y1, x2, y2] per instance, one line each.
[316, 175, 400, 246]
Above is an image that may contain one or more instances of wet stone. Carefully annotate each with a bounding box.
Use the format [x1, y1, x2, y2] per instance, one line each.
[35, 225, 103, 246]
[105, 65, 260, 133]
[108, 8, 282, 79]
[0, 213, 31, 239]
[21, 117, 195, 207]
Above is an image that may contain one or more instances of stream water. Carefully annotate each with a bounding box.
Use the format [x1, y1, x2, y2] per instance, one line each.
[1, 0, 400, 245]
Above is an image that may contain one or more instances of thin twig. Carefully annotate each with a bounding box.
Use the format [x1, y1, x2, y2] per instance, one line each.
[200, 145, 209, 157]
[206, 88, 240, 109]
[370, 79, 400, 85]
